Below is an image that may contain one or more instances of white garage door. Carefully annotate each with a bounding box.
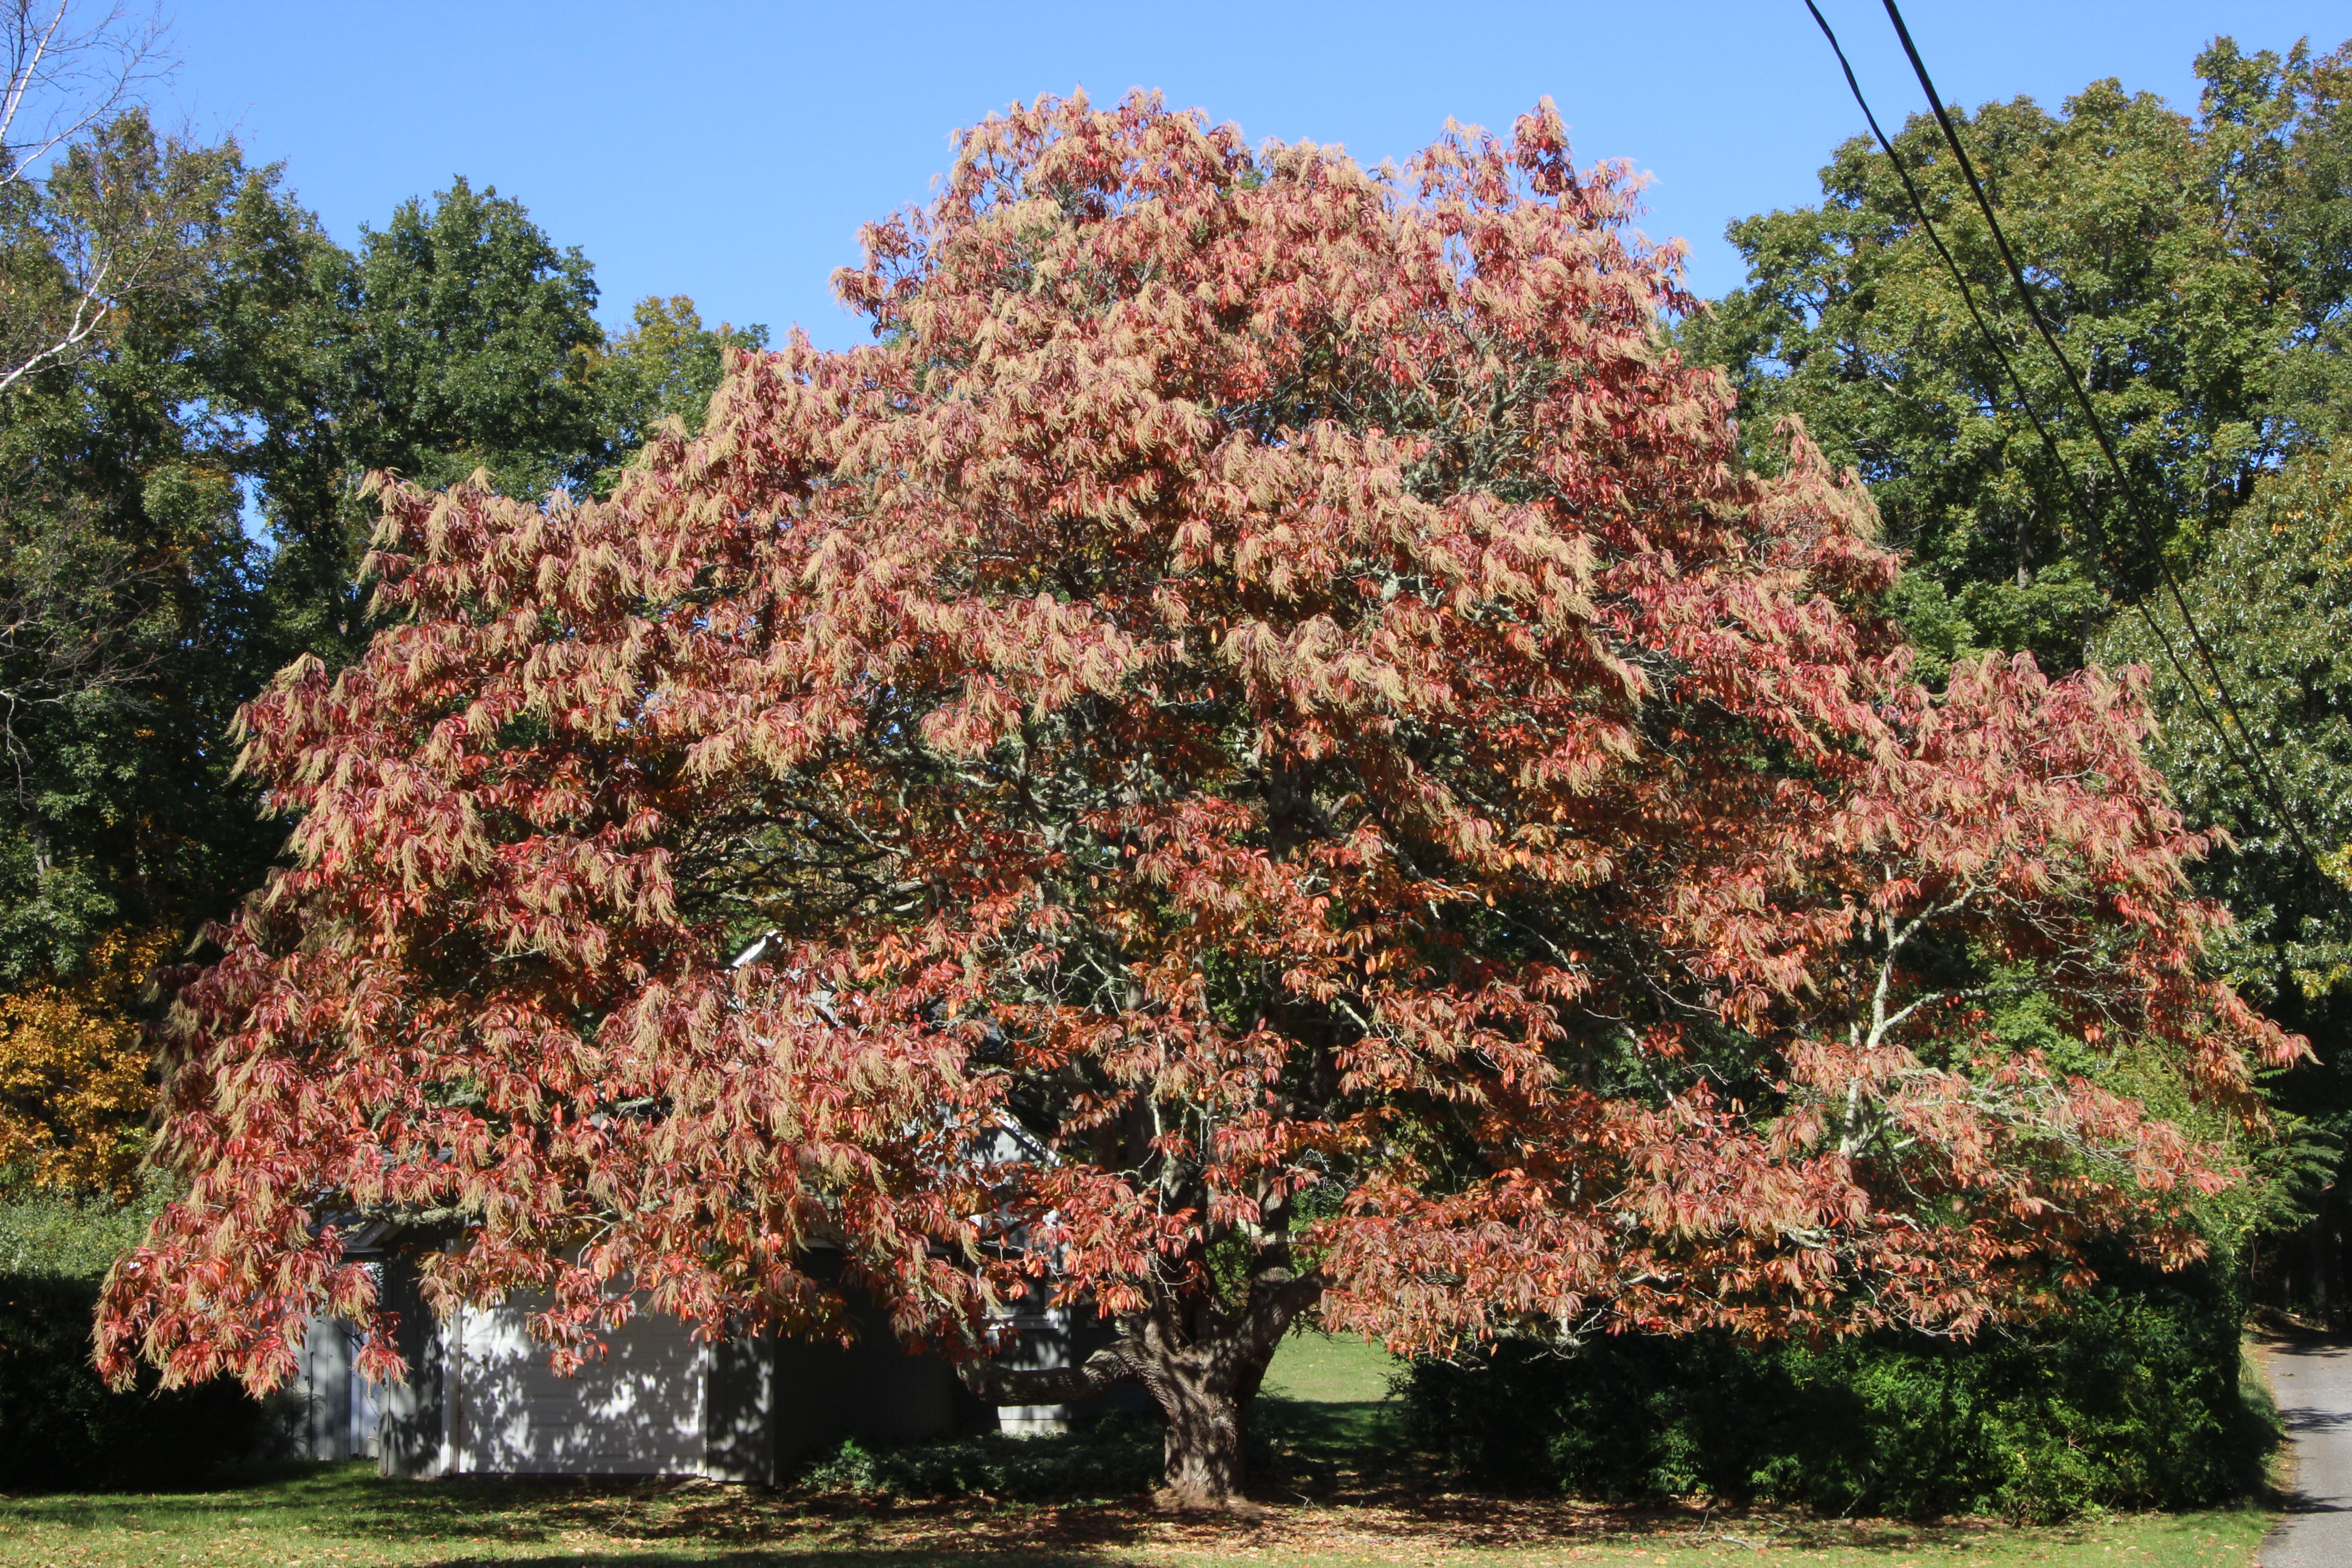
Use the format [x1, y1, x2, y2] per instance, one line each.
[450, 1300, 709, 1475]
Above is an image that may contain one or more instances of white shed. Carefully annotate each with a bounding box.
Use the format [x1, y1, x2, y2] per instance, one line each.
[285, 1252, 1083, 1480]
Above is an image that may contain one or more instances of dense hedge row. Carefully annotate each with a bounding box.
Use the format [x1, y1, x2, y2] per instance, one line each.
[0, 1192, 268, 1491]
[1397, 1261, 2274, 1521]
[0, 1271, 265, 1490]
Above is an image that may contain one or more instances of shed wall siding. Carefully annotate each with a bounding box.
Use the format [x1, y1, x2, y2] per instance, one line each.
[357, 1251, 1087, 1480]
[289, 1318, 384, 1460]
[451, 1303, 710, 1475]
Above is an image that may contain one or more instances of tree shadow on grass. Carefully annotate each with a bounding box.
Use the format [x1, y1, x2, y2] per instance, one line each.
[1255, 1397, 1391, 1451]
[1251, 1394, 1412, 1499]
[5, 1464, 1180, 1557]
[424, 1556, 1127, 1568]
[4, 1456, 2278, 1564]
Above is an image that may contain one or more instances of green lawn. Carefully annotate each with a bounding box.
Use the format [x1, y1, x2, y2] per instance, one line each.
[1253, 1329, 1400, 1475]
[1258, 1330, 1398, 1405]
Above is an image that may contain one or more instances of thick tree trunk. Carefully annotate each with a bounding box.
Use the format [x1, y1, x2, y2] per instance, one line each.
[1152, 1357, 1251, 1508]
[1133, 1322, 1278, 1510]
[958, 1268, 1316, 1509]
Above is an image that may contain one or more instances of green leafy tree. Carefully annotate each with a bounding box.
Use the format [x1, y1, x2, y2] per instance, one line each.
[2096, 440, 2352, 1312]
[341, 177, 605, 495]
[0, 113, 268, 984]
[2200, 39, 2352, 444]
[2099, 449, 2352, 1025]
[2100, 444, 2352, 1005]
[585, 293, 766, 490]
[0, 134, 679, 1186]
[1684, 35, 2352, 672]
[236, 178, 609, 668]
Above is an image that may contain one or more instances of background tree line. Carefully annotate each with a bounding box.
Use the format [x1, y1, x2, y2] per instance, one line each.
[0, 0, 761, 1193]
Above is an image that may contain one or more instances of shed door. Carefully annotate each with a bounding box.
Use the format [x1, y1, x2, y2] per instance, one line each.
[452, 1301, 708, 1475]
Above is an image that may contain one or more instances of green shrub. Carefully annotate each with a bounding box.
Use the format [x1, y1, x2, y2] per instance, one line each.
[0, 1187, 266, 1492]
[0, 1186, 164, 1279]
[1398, 1261, 2274, 1521]
[794, 1415, 1166, 1500]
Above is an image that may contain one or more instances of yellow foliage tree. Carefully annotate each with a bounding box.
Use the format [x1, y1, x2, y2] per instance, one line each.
[0, 930, 167, 1196]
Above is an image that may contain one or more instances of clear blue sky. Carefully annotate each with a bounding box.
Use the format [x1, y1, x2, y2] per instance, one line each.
[169, 0, 2343, 350]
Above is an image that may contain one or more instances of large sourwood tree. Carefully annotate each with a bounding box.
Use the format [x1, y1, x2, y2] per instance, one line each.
[97, 94, 2295, 1506]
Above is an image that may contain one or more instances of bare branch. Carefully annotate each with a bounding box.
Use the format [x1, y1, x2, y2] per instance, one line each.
[0, 2, 179, 392]
[0, 485, 180, 807]
[0, 247, 103, 395]
[0, 1, 169, 189]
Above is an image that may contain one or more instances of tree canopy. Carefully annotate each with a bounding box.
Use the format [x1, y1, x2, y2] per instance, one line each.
[0, 112, 279, 985]
[2097, 443, 2352, 1193]
[94, 93, 2295, 1506]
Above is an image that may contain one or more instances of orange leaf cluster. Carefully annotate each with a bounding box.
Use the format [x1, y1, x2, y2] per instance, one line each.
[0, 927, 169, 1197]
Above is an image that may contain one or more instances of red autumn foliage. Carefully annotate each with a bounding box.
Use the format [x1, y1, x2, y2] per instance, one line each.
[97, 92, 2296, 1504]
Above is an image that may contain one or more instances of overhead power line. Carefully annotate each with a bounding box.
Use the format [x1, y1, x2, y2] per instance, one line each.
[1874, 0, 2322, 870]
[1798, 0, 2328, 879]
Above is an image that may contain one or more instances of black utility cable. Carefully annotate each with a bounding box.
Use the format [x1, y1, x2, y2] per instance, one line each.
[1874, 0, 2324, 872]
[1800, 2, 2247, 793]
[1801, 3, 2126, 590]
[1801, 0, 2323, 876]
